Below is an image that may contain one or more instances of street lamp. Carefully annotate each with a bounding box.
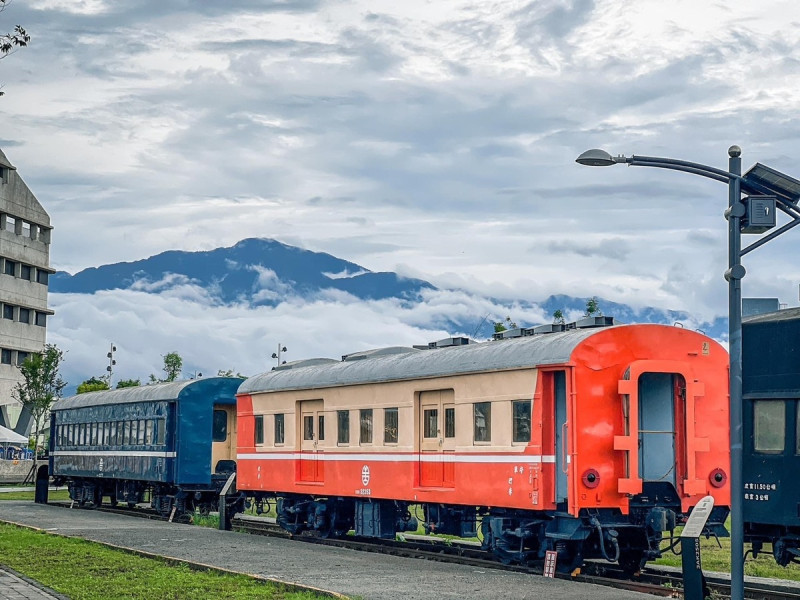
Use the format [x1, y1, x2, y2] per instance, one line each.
[577, 146, 800, 600]
[272, 344, 287, 367]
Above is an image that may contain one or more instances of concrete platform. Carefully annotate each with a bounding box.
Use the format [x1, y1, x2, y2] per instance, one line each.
[0, 502, 661, 600]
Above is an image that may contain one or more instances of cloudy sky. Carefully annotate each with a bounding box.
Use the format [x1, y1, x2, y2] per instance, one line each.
[2, 0, 800, 384]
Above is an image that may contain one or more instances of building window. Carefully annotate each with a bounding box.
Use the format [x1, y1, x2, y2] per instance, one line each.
[212, 410, 228, 442]
[3, 304, 13, 320]
[18, 307, 29, 324]
[337, 410, 349, 444]
[512, 400, 532, 443]
[4, 260, 15, 276]
[20, 264, 31, 280]
[21, 221, 30, 237]
[4, 216, 15, 233]
[274, 414, 284, 444]
[360, 409, 373, 444]
[36, 270, 49, 285]
[0, 349, 10, 364]
[384, 407, 398, 444]
[35, 312, 46, 327]
[254, 415, 264, 444]
[445, 407, 455, 438]
[754, 400, 785, 453]
[474, 402, 491, 443]
[16, 351, 28, 366]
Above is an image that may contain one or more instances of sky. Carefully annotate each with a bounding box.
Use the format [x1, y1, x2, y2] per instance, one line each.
[2, 0, 800, 385]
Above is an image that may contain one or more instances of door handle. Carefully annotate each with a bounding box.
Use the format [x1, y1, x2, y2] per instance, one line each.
[561, 422, 569, 474]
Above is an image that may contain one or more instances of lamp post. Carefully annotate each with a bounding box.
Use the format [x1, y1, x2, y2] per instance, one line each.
[272, 344, 287, 367]
[576, 146, 800, 600]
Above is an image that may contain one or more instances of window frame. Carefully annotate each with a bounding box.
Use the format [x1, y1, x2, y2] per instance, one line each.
[337, 410, 350, 445]
[753, 399, 786, 454]
[473, 401, 492, 443]
[360, 409, 373, 445]
[512, 400, 532, 444]
[384, 407, 399, 444]
[274, 413, 285, 445]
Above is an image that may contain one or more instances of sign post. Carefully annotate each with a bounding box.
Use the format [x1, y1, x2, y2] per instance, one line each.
[681, 495, 715, 600]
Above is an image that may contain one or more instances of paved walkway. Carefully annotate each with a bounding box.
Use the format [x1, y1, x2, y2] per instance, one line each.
[0, 565, 67, 600]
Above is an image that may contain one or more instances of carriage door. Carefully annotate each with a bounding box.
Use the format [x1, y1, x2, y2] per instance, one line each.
[211, 405, 236, 473]
[638, 373, 676, 486]
[419, 390, 455, 488]
[299, 400, 324, 483]
[553, 371, 568, 505]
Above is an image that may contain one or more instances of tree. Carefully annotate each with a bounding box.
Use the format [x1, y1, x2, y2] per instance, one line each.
[116, 378, 141, 389]
[493, 316, 518, 333]
[217, 369, 246, 379]
[12, 344, 66, 460]
[553, 309, 565, 325]
[149, 351, 182, 383]
[77, 376, 110, 394]
[584, 297, 602, 317]
[0, 0, 30, 97]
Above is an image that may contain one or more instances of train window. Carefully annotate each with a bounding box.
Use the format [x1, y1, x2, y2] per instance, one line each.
[474, 402, 491, 443]
[360, 409, 373, 445]
[303, 415, 314, 441]
[137, 420, 146, 444]
[423, 409, 438, 439]
[90, 423, 98, 446]
[513, 400, 532, 443]
[254, 415, 264, 445]
[123, 421, 130, 445]
[754, 400, 785, 453]
[337, 410, 350, 444]
[79, 424, 86, 446]
[213, 410, 228, 442]
[99, 422, 106, 445]
[275, 414, 285, 444]
[145, 420, 153, 444]
[109, 422, 117, 445]
[384, 408, 398, 444]
[445, 407, 455, 438]
[157, 419, 166, 446]
[318, 415, 325, 441]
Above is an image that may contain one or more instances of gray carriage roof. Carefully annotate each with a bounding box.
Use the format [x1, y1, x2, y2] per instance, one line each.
[52, 378, 234, 411]
[239, 327, 612, 395]
[743, 306, 800, 324]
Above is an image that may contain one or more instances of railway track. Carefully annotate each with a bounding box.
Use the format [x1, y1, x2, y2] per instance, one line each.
[48, 501, 800, 599]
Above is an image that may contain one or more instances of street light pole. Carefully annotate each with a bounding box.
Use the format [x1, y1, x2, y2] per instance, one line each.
[575, 145, 800, 600]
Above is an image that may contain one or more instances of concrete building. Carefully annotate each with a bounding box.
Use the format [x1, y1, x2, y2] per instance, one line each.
[0, 148, 53, 433]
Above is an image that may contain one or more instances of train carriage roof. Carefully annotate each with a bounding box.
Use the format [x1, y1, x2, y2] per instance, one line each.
[52, 377, 241, 411]
[240, 327, 615, 394]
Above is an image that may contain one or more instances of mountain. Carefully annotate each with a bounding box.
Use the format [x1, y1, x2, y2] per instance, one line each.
[50, 237, 728, 340]
[51, 238, 435, 305]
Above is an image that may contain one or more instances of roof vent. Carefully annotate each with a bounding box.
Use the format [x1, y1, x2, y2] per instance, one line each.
[532, 323, 566, 335]
[575, 316, 615, 329]
[429, 337, 472, 349]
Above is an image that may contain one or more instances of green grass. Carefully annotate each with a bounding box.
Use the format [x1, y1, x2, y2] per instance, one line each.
[654, 518, 800, 581]
[0, 523, 332, 599]
[0, 489, 71, 501]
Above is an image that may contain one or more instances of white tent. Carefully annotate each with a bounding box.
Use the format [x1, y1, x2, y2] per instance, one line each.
[0, 424, 27, 444]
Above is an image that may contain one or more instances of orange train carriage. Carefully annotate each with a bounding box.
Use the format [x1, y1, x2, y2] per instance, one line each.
[234, 321, 731, 572]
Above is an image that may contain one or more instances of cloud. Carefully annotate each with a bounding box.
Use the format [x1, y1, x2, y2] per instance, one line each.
[1, 0, 799, 335]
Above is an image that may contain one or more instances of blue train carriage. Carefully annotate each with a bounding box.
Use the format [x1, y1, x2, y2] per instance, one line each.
[49, 377, 241, 519]
[742, 306, 800, 565]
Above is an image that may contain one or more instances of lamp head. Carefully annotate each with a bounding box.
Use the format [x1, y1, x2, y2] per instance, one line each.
[576, 149, 624, 167]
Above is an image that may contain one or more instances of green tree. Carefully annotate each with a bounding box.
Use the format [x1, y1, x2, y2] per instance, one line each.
[12, 344, 66, 461]
[493, 316, 518, 333]
[116, 378, 140, 389]
[584, 297, 602, 317]
[0, 0, 30, 97]
[553, 309, 565, 325]
[149, 352, 182, 383]
[76, 376, 110, 394]
[217, 369, 246, 379]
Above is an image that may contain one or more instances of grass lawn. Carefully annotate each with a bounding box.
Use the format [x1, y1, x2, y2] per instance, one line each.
[0, 523, 331, 600]
[654, 518, 800, 581]
[0, 488, 71, 501]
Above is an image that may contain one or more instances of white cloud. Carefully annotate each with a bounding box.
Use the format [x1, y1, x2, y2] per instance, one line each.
[1, 0, 799, 333]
